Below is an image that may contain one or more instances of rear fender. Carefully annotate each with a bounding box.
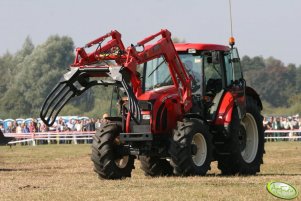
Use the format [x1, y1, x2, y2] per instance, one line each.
[246, 86, 262, 110]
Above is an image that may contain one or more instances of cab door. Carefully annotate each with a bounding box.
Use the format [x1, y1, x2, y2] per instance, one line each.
[223, 48, 246, 117]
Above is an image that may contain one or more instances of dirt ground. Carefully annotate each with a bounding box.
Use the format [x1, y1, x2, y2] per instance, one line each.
[0, 142, 300, 201]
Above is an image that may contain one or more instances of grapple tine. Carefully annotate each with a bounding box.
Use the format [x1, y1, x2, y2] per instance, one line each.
[40, 67, 113, 127]
[45, 88, 75, 125]
[47, 91, 75, 125]
[40, 82, 76, 126]
[41, 84, 69, 118]
[40, 68, 82, 126]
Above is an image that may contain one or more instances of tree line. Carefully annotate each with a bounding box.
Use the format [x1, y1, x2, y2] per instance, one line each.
[241, 55, 301, 114]
[0, 36, 300, 119]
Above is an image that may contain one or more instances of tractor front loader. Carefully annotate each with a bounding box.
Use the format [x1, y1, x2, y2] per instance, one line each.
[41, 29, 264, 179]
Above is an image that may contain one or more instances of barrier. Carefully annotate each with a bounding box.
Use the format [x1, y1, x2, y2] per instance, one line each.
[264, 129, 301, 141]
[264, 129, 301, 133]
[3, 129, 301, 146]
[5, 131, 96, 146]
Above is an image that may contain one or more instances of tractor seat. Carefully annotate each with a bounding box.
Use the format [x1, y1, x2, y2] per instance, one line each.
[206, 78, 222, 95]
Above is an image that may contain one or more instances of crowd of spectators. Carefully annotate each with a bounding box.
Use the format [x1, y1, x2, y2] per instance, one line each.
[0, 114, 110, 145]
[263, 115, 301, 141]
[0, 114, 110, 134]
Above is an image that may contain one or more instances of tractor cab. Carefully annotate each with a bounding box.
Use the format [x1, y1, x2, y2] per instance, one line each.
[174, 44, 246, 121]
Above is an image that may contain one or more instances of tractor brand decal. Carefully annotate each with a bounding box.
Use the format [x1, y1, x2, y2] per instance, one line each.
[266, 181, 299, 200]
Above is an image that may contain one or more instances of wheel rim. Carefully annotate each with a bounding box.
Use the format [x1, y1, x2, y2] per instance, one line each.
[192, 133, 207, 166]
[115, 156, 129, 169]
[241, 113, 258, 163]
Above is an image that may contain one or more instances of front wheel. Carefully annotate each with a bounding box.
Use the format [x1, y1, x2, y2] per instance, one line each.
[91, 122, 135, 179]
[169, 118, 212, 176]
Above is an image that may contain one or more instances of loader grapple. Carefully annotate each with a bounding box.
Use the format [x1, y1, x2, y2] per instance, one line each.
[40, 67, 112, 126]
[40, 66, 142, 126]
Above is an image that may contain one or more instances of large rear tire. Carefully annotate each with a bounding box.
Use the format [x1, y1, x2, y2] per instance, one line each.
[91, 122, 135, 179]
[140, 156, 173, 177]
[218, 96, 264, 175]
[169, 118, 212, 176]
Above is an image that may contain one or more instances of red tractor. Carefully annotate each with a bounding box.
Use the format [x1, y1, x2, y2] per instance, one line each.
[41, 29, 264, 179]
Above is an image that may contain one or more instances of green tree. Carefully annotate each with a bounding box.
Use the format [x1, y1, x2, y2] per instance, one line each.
[0, 37, 35, 118]
[296, 66, 301, 93]
[0, 35, 74, 118]
[241, 55, 265, 72]
[264, 56, 284, 68]
[0, 87, 29, 118]
[0, 52, 14, 96]
[245, 65, 295, 107]
[14, 36, 34, 63]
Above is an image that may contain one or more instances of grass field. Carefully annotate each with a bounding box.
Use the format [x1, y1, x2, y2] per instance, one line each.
[0, 142, 300, 201]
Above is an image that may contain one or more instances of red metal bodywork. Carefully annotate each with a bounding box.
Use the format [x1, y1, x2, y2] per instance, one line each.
[72, 30, 126, 67]
[138, 86, 182, 134]
[174, 43, 230, 52]
[69, 29, 192, 134]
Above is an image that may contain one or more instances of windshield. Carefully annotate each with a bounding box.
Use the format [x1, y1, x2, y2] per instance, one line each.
[178, 53, 203, 95]
[142, 56, 173, 91]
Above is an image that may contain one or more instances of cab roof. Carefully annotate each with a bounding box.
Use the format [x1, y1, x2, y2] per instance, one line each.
[174, 43, 230, 52]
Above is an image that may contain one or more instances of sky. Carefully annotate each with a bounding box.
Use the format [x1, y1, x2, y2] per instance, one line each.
[0, 0, 301, 66]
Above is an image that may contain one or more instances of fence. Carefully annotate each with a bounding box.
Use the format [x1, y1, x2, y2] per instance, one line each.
[3, 129, 301, 146]
[5, 131, 95, 146]
[264, 129, 301, 140]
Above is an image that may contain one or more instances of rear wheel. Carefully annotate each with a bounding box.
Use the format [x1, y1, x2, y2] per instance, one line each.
[218, 96, 264, 175]
[91, 122, 135, 179]
[140, 156, 173, 177]
[169, 118, 212, 176]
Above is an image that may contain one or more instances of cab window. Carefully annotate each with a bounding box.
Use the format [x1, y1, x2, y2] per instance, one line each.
[231, 48, 243, 81]
[224, 53, 234, 86]
[142, 56, 173, 91]
[204, 52, 223, 94]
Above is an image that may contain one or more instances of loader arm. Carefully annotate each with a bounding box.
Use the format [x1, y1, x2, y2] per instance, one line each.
[121, 29, 192, 112]
[72, 30, 126, 67]
[40, 30, 131, 126]
[40, 29, 192, 127]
